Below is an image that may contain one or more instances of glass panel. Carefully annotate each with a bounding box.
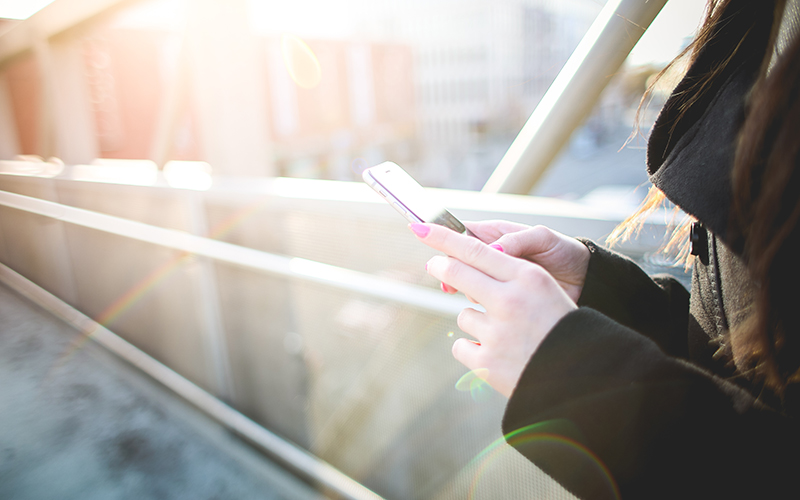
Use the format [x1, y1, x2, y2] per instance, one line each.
[0, 1, 707, 499]
[2, 0, 605, 185]
[532, 0, 707, 201]
[530, 0, 706, 283]
[247, 0, 606, 188]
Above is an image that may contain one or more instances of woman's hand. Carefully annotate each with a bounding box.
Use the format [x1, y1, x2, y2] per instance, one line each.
[410, 222, 579, 398]
[469, 221, 590, 302]
[441, 221, 590, 303]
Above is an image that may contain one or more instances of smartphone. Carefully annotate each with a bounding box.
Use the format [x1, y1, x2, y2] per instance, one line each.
[362, 161, 470, 235]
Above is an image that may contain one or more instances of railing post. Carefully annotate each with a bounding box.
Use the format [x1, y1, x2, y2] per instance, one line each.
[184, 0, 275, 177]
[0, 74, 19, 159]
[185, 189, 236, 402]
[482, 0, 669, 194]
[33, 35, 98, 163]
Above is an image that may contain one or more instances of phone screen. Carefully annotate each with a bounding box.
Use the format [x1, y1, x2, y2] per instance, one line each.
[363, 162, 466, 234]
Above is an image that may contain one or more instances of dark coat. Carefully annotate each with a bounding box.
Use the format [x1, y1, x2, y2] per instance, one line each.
[502, 1, 800, 498]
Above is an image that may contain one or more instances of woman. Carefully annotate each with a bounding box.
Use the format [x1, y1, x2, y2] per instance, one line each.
[411, 0, 800, 498]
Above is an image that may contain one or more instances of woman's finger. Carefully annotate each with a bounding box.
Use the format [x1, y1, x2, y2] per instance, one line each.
[491, 225, 557, 259]
[426, 255, 505, 307]
[451, 337, 482, 372]
[441, 281, 477, 303]
[457, 307, 488, 339]
[463, 220, 530, 244]
[411, 223, 519, 282]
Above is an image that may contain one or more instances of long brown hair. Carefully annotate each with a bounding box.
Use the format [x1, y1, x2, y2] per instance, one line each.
[614, 0, 800, 396]
[730, 3, 800, 395]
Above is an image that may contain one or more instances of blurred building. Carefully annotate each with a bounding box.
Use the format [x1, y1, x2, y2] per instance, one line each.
[1, 0, 605, 188]
[384, 0, 601, 188]
[3, 21, 416, 180]
[266, 38, 417, 180]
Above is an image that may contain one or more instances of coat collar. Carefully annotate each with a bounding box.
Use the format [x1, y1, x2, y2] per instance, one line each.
[646, 0, 774, 247]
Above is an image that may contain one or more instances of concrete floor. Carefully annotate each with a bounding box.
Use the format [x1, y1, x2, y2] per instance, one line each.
[0, 281, 324, 500]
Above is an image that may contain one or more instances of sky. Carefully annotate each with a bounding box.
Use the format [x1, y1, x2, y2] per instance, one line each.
[1, 0, 707, 66]
[628, 0, 707, 65]
[0, 0, 55, 20]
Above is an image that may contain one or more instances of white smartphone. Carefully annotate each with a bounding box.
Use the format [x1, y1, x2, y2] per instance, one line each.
[362, 161, 470, 235]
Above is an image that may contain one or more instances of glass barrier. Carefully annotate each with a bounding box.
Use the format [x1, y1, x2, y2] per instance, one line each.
[0, 0, 705, 498]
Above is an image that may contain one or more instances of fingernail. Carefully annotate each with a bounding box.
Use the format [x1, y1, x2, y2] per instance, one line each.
[490, 243, 504, 253]
[440, 282, 448, 293]
[409, 223, 430, 238]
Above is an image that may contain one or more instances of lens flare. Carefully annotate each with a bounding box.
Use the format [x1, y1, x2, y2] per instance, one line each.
[47, 197, 272, 375]
[350, 157, 368, 176]
[466, 420, 620, 500]
[281, 34, 321, 89]
[456, 368, 493, 402]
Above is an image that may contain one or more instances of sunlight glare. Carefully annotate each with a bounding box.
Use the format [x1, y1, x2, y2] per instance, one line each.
[72, 159, 158, 186]
[0, 0, 55, 20]
[628, 0, 708, 65]
[0, 156, 63, 177]
[163, 161, 213, 191]
[281, 34, 322, 89]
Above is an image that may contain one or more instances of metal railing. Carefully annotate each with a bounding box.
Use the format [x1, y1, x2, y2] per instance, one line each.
[0, 169, 680, 499]
[0, 261, 385, 500]
[0, 0, 681, 496]
[0, 189, 470, 316]
[482, 0, 669, 194]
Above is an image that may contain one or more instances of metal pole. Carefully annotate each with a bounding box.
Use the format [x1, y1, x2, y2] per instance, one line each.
[0, 188, 471, 317]
[0, 262, 385, 500]
[482, 0, 669, 195]
[0, 74, 20, 159]
[185, 190, 237, 402]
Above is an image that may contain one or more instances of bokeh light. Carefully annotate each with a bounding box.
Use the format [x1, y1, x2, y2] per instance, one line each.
[467, 419, 620, 500]
[456, 368, 493, 402]
[281, 33, 322, 89]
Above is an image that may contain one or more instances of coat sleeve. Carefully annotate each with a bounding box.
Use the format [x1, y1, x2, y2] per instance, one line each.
[575, 239, 690, 359]
[501, 244, 799, 499]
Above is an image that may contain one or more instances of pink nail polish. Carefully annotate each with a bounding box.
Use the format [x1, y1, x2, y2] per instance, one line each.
[409, 223, 430, 238]
[440, 282, 448, 293]
[490, 243, 504, 253]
